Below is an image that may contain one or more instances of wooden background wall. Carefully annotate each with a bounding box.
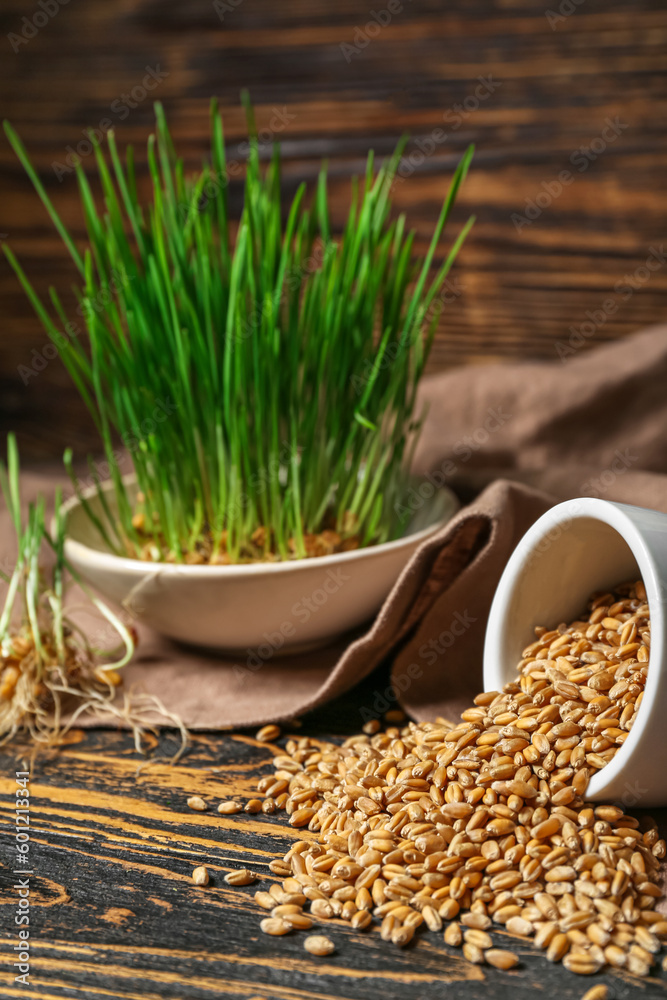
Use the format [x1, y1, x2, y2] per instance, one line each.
[1, 0, 666, 458]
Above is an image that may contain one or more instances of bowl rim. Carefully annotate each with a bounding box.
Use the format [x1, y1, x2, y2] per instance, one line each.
[483, 496, 664, 801]
[61, 477, 460, 578]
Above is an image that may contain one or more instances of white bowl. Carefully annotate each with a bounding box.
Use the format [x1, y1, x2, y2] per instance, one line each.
[484, 497, 667, 806]
[62, 480, 459, 654]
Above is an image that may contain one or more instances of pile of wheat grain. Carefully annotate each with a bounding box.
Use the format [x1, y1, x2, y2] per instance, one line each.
[221, 581, 666, 978]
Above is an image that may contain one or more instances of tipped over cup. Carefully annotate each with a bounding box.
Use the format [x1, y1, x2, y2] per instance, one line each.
[483, 497, 667, 806]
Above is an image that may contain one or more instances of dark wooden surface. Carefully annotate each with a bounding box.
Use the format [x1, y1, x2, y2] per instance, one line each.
[2, 5, 667, 995]
[0, 667, 666, 1000]
[2, 0, 667, 458]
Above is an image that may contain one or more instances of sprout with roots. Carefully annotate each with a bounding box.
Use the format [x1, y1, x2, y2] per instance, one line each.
[0, 434, 187, 755]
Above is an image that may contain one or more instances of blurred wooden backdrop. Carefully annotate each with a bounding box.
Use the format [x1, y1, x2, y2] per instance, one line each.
[1, 0, 666, 458]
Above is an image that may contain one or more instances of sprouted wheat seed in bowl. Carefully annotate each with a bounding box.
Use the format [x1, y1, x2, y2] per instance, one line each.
[235, 580, 667, 976]
[3, 102, 475, 566]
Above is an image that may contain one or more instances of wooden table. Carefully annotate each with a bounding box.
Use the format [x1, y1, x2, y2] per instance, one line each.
[1, 667, 665, 1000]
[2, 5, 667, 992]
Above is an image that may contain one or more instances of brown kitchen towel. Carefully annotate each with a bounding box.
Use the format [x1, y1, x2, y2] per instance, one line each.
[3, 324, 667, 729]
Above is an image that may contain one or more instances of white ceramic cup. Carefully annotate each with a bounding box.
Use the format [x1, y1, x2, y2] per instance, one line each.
[483, 497, 667, 806]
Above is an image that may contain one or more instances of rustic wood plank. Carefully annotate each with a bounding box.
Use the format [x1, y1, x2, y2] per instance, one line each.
[0, 670, 666, 999]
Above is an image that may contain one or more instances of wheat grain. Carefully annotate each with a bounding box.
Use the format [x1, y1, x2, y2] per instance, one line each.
[256, 724, 281, 743]
[218, 801, 242, 814]
[304, 934, 336, 955]
[260, 917, 291, 936]
[192, 866, 209, 886]
[224, 869, 257, 886]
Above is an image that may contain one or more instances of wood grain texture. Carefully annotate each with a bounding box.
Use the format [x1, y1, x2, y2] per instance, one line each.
[1, 0, 667, 458]
[0, 671, 666, 1000]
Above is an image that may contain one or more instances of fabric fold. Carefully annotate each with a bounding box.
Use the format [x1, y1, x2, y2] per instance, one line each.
[2, 325, 667, 728]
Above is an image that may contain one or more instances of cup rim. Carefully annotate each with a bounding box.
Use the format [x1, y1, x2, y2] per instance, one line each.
[483, 496, 664, 801]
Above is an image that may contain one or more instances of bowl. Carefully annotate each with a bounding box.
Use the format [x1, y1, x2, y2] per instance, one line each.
[483, 497, 667, 806]
[62, 479, 459, 654]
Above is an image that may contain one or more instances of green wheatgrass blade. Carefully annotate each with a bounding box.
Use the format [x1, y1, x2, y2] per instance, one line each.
[25, 499, 45, 668]
[125, 142, 139, 210]
[402, 144, 474, 342]
[210, 98, 230, 270]
[48, 486, 66, 661]
[73, 157, 109, 282]
[48, 287, 95, 368]
[0, 436, 24, 637]
[6, 432, 22, 537]
[107, 129, 147, 258]
[3, 245, 67, 352]
[421, 213, 476, 317]
[63, 449, 122, 554]
[3, 121, 85, 274]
